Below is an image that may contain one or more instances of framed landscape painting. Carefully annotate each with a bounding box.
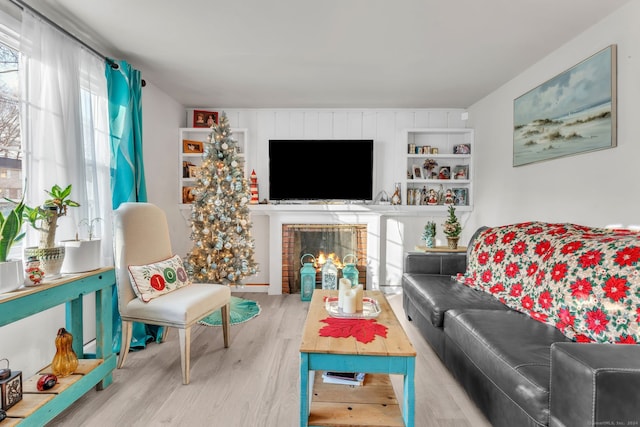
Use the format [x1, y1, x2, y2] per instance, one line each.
[513, 45, 617, 167]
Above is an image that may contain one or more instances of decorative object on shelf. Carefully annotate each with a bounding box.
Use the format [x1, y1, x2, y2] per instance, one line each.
[0, 197, 26, 292]
[427, 188, 438, 205]
[249, 169, 259, 204]
[0, 358, 22, 411]
[23, 256, 44, 286]
[374, 190, 390, 205]
[193, 109, 218, 128]
[51, 327, 79, 378]
[184, 112, 258, 286]
[300, 253, 316, 302]
[431, 147, 439, 154]
[422, 221, 436, 248]
[182, 161, 194, 178]
[444, 189, 454, 205]
[453, 165, 468, 180]
[182, 139, 204, 153]
[423, 158, 438, 177]
[454, 144, 471, 154]
[443, 205, 462, 249]
[36, 373, 57, 391]
[391, 183, 402, 205]
[21, 184, 79, 279]
[321, 257, 338, 290]
[412, 165, 422, 179]
[514, 45, 616, 167]
[438, 166, 450, 180]
[182, 186, 196, 204]
[453, 188, 468, 206]
[341, 254, 359, 287]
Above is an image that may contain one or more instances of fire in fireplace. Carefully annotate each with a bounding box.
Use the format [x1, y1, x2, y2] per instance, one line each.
[281, 224, 367, 294]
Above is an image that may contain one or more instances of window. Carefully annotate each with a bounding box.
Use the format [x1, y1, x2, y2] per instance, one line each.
[0, 17, 22, 259]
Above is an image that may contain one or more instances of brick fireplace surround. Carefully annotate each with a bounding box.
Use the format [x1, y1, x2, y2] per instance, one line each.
[281, 224, 368, 294]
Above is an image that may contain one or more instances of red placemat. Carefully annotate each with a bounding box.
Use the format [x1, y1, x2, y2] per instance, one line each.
[318, 317, 388, 344]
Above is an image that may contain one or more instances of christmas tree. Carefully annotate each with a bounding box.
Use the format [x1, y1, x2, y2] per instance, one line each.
[185, 112, 258, 285]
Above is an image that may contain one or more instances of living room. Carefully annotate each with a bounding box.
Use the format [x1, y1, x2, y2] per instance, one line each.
[1, 0, 639, 426]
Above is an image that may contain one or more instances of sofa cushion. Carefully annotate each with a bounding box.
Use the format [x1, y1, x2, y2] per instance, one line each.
[402, 274, 508, 328]
[457, 222, 640, 344]
[445, 309, 571, 426]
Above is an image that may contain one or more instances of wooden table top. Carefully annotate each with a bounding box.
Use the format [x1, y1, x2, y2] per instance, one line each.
[299, 289, 416, 357]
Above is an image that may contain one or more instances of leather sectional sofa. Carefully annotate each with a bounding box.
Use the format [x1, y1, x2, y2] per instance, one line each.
[402, 223, 640, 427]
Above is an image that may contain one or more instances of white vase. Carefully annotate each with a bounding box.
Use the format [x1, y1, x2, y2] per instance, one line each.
[61, 239, 102, 273]
[0, 259, 23, 293]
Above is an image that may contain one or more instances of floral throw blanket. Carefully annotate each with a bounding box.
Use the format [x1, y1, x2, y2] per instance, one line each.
[456, 222, 640, 344]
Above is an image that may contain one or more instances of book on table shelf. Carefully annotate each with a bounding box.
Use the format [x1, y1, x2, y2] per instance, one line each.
[322, 371, 365, 386]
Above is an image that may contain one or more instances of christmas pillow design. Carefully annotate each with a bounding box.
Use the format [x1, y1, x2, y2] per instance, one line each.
[128, 255, 191, 302]
[457, 222, 640, 344]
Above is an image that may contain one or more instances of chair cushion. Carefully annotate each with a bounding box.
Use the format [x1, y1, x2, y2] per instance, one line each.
[128, 254, 191, 302]
[122, 283, 231, 327]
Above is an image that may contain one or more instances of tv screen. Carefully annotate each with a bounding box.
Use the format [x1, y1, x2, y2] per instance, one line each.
[269, 139, 374, 202]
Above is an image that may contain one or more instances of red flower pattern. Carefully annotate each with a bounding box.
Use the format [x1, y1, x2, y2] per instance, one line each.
[603, 276, 628, 302]
[571, 279, 592, 299]
[458, 222, 640, 344]
[614, 246, 640, 267]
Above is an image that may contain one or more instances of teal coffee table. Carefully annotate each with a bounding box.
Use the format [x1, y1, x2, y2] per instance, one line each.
[299, 289, 416, 427]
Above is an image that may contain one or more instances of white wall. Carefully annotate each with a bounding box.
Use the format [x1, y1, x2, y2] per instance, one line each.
[466, 1, 640, 233]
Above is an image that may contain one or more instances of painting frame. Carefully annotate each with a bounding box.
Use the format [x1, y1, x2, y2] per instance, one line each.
[193, 110, 218, 128]
[513, 45, 617, 167]
[182, 186, 196, 204]
[183, 139, 204, 154]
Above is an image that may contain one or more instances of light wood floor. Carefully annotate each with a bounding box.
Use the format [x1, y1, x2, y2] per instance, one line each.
[48, 291, 491, 427]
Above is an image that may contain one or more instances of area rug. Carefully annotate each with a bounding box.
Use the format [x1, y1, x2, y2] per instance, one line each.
[199, 296, 261, 326]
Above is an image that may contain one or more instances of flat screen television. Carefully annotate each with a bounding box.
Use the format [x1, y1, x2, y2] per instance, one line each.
[269, 139, 374, 202]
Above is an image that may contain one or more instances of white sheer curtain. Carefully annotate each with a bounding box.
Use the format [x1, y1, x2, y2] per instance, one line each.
[19, 10, 113, 267]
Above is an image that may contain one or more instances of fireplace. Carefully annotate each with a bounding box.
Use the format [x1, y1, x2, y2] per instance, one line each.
[281, 224, 367, 294]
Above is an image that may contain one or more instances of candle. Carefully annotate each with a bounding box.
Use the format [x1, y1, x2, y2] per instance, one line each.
[342, 289, 356, 314]
[355, 284, 363, 312]
[338, 278, 351, 309]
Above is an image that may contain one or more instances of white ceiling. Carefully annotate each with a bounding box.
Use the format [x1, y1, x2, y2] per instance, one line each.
[17, 0, 632, 109]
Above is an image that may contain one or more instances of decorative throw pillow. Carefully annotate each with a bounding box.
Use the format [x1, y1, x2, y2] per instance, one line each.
[128, 255, 191, 302]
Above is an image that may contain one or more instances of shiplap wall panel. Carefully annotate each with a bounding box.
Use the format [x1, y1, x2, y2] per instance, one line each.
[303, 112, 319, 138]
[185, 107, 468, 288]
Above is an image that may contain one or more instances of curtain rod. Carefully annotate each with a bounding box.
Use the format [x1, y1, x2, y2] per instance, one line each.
[8, 0, 146, 86]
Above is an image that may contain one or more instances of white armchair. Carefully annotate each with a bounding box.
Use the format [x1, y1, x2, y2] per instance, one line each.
[113, 202, 230, 384]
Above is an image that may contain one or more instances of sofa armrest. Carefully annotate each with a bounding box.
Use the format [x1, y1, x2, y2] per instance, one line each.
[549, 342, 640, 427]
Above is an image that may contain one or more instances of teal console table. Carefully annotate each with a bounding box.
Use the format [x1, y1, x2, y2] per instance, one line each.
[0, 267, 116, 426]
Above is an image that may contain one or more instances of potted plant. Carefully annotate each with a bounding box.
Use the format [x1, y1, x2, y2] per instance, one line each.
[422, 221, 436, 248]
[0, 198, 26, 293]
[23, 184, 80, 279]
[442, 205, 462, 249]
[61, 217, 102, 273]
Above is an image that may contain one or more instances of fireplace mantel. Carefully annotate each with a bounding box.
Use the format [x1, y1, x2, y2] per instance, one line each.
[249, 205, 390, 295]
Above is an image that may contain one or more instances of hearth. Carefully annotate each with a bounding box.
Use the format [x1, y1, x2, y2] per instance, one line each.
[281, 224, 367, 294]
